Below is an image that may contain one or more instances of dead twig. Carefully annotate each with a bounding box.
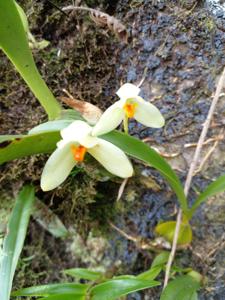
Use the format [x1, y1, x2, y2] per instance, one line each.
[163, 67, 225, 288]
[194, 131, 224, 175]
[206, 234, 225, 259]
[142, 138, 180, 158]
[142, 133, 224, 160]
[46, 0, 69, 17]
[116, 178, 129, 201]
[151, 146, 180, 158]
[108, 222, 171, 251]
[62, 5, 128, 42]
[109, 221, 138, 243]
[137, 66, 148, 88]
[184, 134, 224, 148]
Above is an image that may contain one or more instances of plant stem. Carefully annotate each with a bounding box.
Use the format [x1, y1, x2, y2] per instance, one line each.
[123, 116, 129, 134]
[163, 67, 225, 288]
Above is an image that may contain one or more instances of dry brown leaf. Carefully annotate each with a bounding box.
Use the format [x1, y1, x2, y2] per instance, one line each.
[90, 10, 128, 43]
[60, 96, 103, 125]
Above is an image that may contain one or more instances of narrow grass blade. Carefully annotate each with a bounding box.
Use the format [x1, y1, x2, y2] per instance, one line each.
[90, 278, 160, 300]
[0, 185, 35, 300]
[189, 173, 225, 217]
[64, 268, 103, 281]
[33, 199, 68, 238]
[12, 283, 89, 297]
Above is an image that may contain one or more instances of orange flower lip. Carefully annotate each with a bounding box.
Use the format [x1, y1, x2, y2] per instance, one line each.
[71, 145, 87, 162]
[123, 103, 136, 118]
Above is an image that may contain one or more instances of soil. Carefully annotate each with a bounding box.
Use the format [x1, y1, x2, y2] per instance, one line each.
[0, 0, 225, 299]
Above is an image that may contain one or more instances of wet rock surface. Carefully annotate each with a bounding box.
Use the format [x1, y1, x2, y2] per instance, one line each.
[206, 0, 225, 30]
[108, 1, 225, 298]
[1, 0, 225, 299]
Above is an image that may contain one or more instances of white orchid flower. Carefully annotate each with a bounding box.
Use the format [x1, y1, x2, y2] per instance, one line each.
[41, 120, 133, 191]
[92, 83, 165, 136]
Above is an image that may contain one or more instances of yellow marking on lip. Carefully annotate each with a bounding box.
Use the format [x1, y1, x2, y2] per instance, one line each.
[123, 103, 137, 118]
[71, 145, 87, 162]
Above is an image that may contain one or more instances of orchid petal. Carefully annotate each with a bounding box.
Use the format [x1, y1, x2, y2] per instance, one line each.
[116, 83, 140, 100]
[92, 102, 124, 136]
[61, 120, 92, 143]
[88, 139, 133, 178]
[60, 120, 98, 148]
[134, 97, 165, 128]
[80, 135, 99, 148]
[41, 142, 76, 191]
[57, 139, 67, 149]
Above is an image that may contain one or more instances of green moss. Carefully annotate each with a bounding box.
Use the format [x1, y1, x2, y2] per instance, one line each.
[0, 193, 14, 255]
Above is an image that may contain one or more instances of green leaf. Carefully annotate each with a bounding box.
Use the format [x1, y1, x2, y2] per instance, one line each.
[90, 278, 160, 300]
[0, 135, 23, 143]
[64, 268, 103, 281]
[28, 110, 84, 134]
[0, 0, 61, 119]
[102, 131, 187, 211]
[112, 275, 135, 280]
[151, 251, 170, 268]
[39, 295, 85, 300]
[32, 199, 68, 238]
[155, 220, 192, 245]
[137, 266, 162, 281]
[0, 131, 60, 164]
[160, 275, 200, 300]
[29, 120, 74, 135]
[190, 292, 198, 300]
[59, 109, 84, 121]
[12, 283, 89, 297]
[137, 252, 170, 281]
[187, 271, 203, 286]
[15, 3, 29, 33]
[189, 174, 225, 218]
[0, 185, 35, 300]
[30, 39, 50, 50]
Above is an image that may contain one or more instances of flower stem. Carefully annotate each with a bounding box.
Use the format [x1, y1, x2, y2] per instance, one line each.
[123, 116, 129, 134]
